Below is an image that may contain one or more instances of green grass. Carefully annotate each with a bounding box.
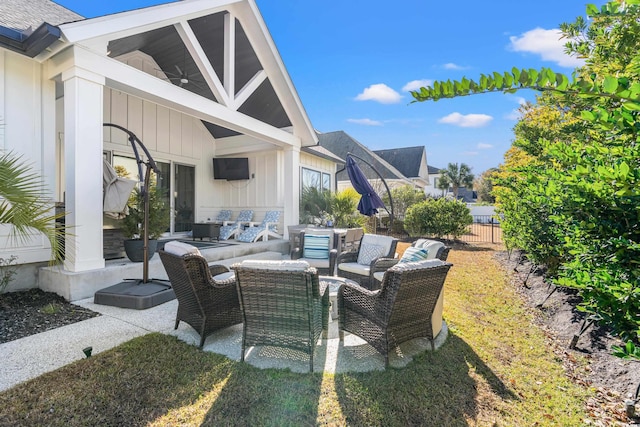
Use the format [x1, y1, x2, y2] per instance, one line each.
[0, 244, 592, 426]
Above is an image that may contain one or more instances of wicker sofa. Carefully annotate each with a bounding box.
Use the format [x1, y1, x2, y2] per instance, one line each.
[338, 259, 453, 367]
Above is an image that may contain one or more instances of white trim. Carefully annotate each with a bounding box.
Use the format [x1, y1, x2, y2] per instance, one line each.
[224, 12, 235, 100]
[175, 21, 230, 106]
[233, 69, 266, 109]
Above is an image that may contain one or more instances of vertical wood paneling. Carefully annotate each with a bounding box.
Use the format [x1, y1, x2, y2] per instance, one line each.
[142, 101, 157, 150]
[169, 109, 181, 155]
[103, 89, 111, 141]
[156, 106, 170, 153]
[110, 90, 128, 145]
[127, 95, 143, 139]
[181, 115, 193, 157]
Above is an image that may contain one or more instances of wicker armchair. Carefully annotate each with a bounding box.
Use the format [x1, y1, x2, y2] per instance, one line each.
[370, 239, 451, 286]
[338, 259, 452, 367]
[336, 234, 398, 290]
[159, 250, 242, 348]
[232, 260, 329, 372]
[290, 230, 338, 276]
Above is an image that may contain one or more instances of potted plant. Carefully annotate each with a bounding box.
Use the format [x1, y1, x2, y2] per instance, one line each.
[121, 184, 170, 262]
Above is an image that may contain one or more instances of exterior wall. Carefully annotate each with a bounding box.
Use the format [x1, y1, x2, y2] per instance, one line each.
[300, 151, 335, 189]
[0, 49, 57, 266]
[425, 173, 444, 197]
[101, 87, 286, 233]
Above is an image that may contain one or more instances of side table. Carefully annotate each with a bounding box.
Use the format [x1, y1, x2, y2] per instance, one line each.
[319, 276, 358, 320]
[192, 223, 221, 241]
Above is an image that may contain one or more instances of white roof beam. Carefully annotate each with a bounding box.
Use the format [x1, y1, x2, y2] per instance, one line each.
[174, 21, 230, 107]
[233, 69, 266, 110]
[224, 12, 235, 101]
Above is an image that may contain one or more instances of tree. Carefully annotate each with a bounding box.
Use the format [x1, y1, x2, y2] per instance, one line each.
[474, 168, 498, 203]
[382, 185, 425, 220]
[409, 0, 640, 344]
[0, 151, 66, 264]
[437, 163, 474, 199]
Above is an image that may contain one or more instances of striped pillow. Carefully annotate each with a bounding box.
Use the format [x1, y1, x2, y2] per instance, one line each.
[399, 246, 429, 263]
[303, 234, 331, 259]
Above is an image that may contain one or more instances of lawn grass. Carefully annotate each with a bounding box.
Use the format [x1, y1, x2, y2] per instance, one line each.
[0, 243, 592, 426]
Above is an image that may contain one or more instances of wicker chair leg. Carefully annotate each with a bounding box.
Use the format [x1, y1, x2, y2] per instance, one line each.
[199, 331, 206, 348]
[384, 354, 389, 368]
[309, 352, 314, 373]
[241, 344, 246, 362]
[430, 339, 435, 351]
[339, 330, 344, 340]
[174, 317, 180, 330]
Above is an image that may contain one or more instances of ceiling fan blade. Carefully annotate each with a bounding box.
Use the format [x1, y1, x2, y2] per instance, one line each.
[175, 64, 183, 76]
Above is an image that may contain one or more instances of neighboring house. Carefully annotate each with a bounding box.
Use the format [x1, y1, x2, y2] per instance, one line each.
[425, 164, 444, 197]
[316, 130, 415, 195]
[372, 146, 429, 190]
[0, 0, 338, 296]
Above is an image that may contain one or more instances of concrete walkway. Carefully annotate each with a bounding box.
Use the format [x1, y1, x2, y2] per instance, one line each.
[0, 294, 448, 392]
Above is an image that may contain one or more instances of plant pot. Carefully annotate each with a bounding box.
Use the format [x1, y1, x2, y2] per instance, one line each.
[123, 239, 158, 262]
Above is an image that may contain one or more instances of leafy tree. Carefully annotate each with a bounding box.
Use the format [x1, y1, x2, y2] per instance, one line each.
[437, 163, 474, 199]
[410, 0, 640, 343]
[0, 151, 66, 264]
[382, 185, 426, 220]
[474, 168, 498, 204]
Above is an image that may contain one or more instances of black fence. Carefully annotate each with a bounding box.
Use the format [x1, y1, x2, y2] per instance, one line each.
[457, 215, 502, 243]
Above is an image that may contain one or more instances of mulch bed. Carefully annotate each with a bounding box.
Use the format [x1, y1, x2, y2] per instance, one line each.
[0, 289, 99, 344]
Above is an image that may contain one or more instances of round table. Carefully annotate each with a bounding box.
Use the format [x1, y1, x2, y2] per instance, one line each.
[319, 276, 358, 320]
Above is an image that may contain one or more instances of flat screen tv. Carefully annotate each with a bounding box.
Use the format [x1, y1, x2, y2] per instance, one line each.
[213, 157, 250, 181]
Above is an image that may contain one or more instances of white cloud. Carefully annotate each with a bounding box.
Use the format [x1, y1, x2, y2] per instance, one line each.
[438, 112, 493, 128]
[508, 28, 585, 68]
[355, 84, 402, 104]
[443, 62, 465, 70]
[347, 118, 383, 126]
[504, 109, 522, 121]
[402, 79, 432, 92]
[477, 143, 493, 149]
[513, 96, 527, 105]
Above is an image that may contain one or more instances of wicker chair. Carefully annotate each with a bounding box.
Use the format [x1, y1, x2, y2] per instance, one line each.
[159, 250, 242, 348]
[290, 230, 338, 276]
[338, 259, 453, 367]
[336, 234, 398, 290]
[370, 239, 451, 286]
[232, 260, 329, 372]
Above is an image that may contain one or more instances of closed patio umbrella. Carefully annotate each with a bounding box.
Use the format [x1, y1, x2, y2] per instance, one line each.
[346, 155, 385, 216]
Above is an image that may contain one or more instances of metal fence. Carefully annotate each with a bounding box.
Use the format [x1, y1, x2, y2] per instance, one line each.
[456, 215, 502, 243]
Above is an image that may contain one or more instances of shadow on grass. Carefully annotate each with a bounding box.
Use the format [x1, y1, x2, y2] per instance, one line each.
[333, 333, 517, 426]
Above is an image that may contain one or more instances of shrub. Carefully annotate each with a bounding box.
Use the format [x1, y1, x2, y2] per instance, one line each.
[405, 198, 472, 239]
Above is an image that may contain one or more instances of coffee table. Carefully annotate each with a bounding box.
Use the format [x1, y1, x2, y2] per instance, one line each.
[319, 276, 358, 320]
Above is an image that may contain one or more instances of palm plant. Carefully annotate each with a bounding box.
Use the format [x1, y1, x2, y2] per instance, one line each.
[437, 162, 474, 199]
[0, 151, 66, 264]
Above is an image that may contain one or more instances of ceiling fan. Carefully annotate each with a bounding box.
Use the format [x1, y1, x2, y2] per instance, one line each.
[158, 49, 206, 90]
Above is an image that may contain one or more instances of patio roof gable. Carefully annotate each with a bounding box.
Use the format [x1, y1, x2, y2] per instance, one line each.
[56, 0, 316, 147]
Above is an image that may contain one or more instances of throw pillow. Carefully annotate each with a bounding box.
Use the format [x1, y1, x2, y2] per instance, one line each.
[357, 243, 386, 265]
[164, 240, 202, 257]
[400, 247, 429, 263]
[303, 234, 331, 259]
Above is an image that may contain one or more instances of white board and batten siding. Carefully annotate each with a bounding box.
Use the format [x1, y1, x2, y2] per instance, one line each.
[0, 50, 58, 264]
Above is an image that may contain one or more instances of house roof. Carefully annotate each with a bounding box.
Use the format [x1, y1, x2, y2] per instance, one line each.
[0, 0, 83, 57]
[316, 131, 412, 183]
[428, 165, 441, 174]
[0, 0, 82, 33]
[372, 146, 425, 179]
[3, 0, 317, 148]
[301, 145, 345, 164]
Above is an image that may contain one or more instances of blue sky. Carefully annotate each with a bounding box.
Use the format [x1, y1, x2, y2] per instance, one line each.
[56, 0, 604, 175]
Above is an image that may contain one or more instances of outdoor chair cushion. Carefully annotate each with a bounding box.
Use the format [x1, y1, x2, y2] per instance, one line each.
[303, 234, 331, 259]
[413, 239, 445, 260]
[239, 259, 310, 271]
[236, 211, 281, 243]
[164, 240, 201, 257]
[399, 247, 430, 263]
[357, 243, 386, 265]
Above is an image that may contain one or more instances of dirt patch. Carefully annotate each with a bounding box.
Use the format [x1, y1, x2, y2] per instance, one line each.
[0, 288, 99, 344]
[494, 249, 640, 423]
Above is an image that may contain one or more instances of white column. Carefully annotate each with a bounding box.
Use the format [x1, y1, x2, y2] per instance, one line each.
[283, 145, 300, 237]
[62, 67, 105, 272]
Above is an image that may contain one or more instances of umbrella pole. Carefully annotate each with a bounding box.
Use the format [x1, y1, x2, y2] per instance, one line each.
[141, 163, 152, 283]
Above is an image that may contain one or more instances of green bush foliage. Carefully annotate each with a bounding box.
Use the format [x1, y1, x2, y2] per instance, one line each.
[410, 1, 640, 344]
[404, 198, 472, 239]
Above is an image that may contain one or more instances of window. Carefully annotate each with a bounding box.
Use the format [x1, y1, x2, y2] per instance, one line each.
[301, 167, 331, 191]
